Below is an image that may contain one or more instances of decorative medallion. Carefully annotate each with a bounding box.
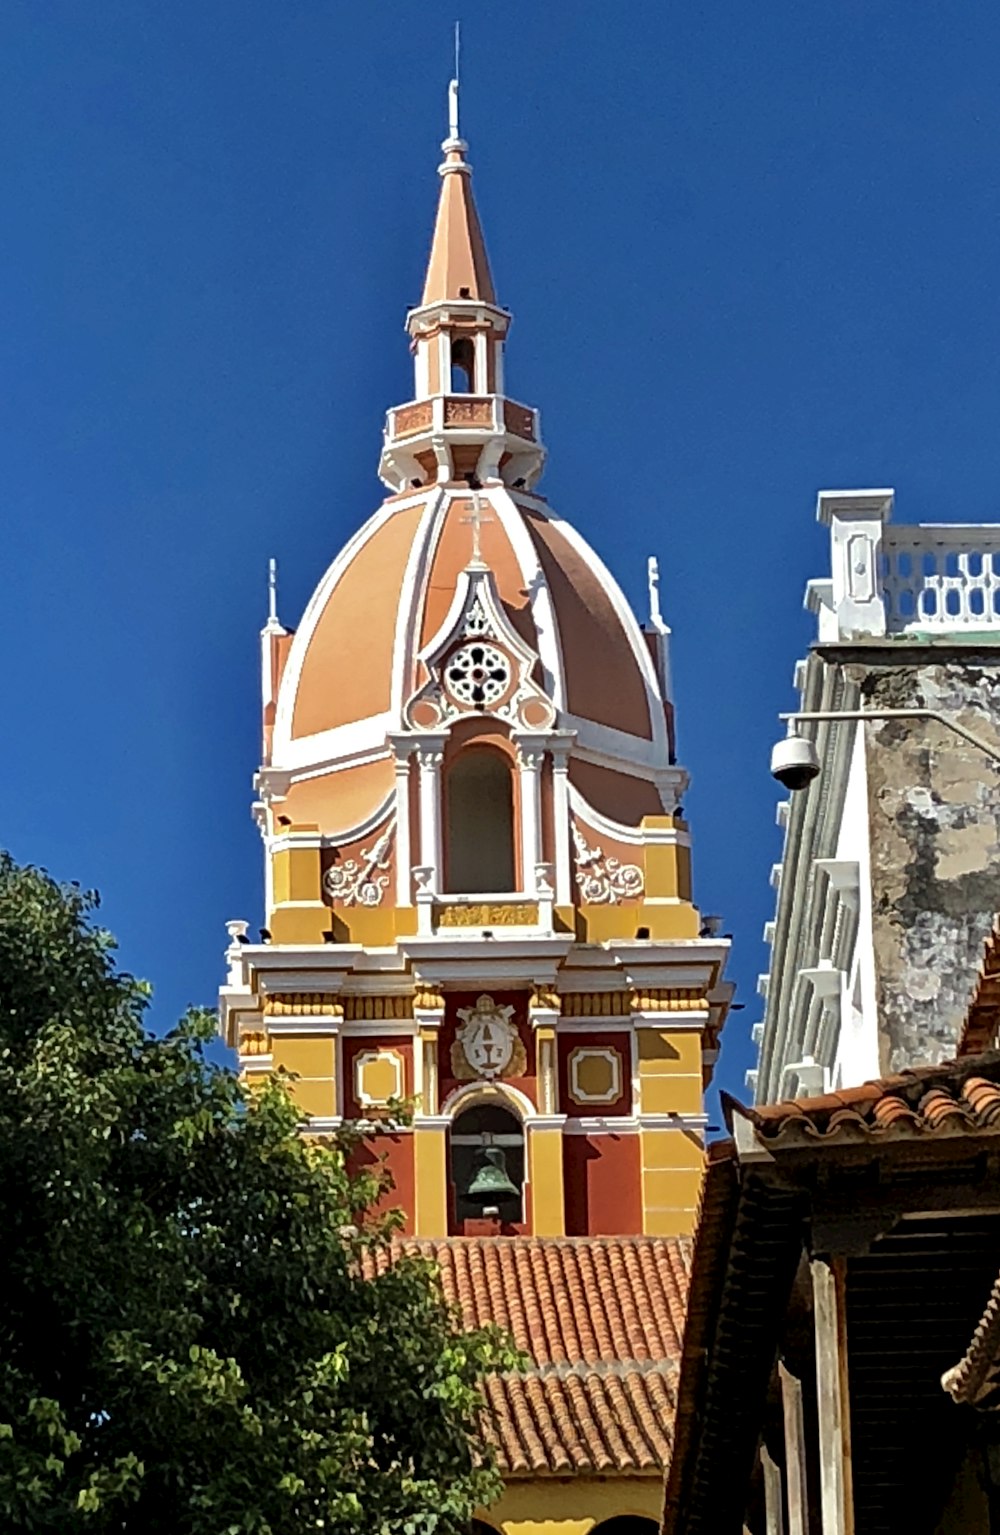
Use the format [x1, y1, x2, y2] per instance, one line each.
[568, 1046, 623, 1107]
[403, 566, 556, 732]
[353, 1048, 404, 1108]
[323, 825, 393, 907]
[572, 824, 644, 904]
[444, 641, 512, 708]
[451, 994, 526, 1081]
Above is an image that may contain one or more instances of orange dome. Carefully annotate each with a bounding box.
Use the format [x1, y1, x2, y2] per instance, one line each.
[271, 485, 673, 815]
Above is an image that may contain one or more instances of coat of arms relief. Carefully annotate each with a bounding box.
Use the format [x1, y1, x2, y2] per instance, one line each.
[451, 994, 527, 1081]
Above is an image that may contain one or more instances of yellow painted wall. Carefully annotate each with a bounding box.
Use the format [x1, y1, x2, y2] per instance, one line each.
[578, 903, 699, 942]
[641, 1126, 704, 1237]
[527, 1128, 565, 1237]
[269, 904, 329, 944]
[271, 844, 322, 903]
[641, 817, 692, 903]
[414, 1124, 448, 1235]
[636, 1029, 703, 1115]
[270, 1033, 336, 1119]
[485, 1473, 662, 1533]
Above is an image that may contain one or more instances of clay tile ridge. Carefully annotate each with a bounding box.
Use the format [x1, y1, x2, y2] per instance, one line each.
[942, 1268, 1000, 1406]
[725, 1050, 1000, 1149]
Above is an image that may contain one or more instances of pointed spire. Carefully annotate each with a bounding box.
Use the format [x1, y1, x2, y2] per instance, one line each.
[421, 74, 496, 307]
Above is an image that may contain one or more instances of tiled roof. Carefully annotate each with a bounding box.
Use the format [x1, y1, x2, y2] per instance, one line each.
[960, 919, 1000, 1055]
[724, 1053, 1000, 1150]
[370, 1236, 689, 1476]
[942, 1268, 1000, 1409]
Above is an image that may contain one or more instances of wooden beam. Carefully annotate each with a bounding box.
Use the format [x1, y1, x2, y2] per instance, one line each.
[812, 1256, 854, 1535]
[779, 1361, 808, 1535]
[761, 1444, 786, 1535]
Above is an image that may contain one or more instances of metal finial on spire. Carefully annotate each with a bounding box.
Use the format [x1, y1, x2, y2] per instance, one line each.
[447, 22, 461, 142]
[264, 556, 284, 632]
[268, 557, 278, 623]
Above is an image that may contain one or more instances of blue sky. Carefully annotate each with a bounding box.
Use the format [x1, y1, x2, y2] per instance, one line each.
[4, 1, 1000, 1108]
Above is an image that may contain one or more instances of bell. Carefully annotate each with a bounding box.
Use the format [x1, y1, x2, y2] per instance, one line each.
[466, 1146, 520, 1204]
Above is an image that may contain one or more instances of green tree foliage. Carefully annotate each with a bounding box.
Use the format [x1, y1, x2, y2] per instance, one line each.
[0, 854, 518, 1533]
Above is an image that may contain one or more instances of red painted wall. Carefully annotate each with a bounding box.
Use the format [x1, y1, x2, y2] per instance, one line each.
[350, 1133, 415, 1236]
[563, 1132, 642, 1236]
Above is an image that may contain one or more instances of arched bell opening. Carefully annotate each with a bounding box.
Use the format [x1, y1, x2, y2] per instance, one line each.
[589, 1519, 659, 1535]
[450, 1102, 525, 1233]
[444, 744, 516, 893]
[450, 336, 476, 393]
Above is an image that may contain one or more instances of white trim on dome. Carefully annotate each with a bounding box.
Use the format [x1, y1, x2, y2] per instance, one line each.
[567, 784, 652, 847]
[273, 712, 394, 773]
[490, 486, 565, 708]
[272, 499, 403, 762]
[390, 488, 447, 718]
[543, 511, 670, 761]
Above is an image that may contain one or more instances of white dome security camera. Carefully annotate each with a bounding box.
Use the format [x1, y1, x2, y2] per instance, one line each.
[770, 732, 820, 791]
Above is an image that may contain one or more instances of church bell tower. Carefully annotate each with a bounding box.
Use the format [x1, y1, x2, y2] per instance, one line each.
[221, 83, 731, 1240]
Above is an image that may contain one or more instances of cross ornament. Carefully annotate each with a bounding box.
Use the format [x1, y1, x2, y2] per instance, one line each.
[460, 492, 493, 567]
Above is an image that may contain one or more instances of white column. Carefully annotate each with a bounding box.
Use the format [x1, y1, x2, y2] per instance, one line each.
[494, 340, 505, 396]
[550, 743, 572, 905]
[392, 749, 414, 905]
[812, 1257, 854, 1535]
[516, 741, 545, 895]
[414, 339, 430, 399]
[416, 741, 446, 889]
[474, 330, 488, 393]
[437, 330, 451, 394]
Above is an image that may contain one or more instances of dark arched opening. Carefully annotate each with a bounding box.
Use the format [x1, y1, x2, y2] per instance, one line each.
[450, 336, 475, 392]
[451, 1103, 524, 1229]
[589, 1520, 659, 1535]
[445, 747, 516, 893]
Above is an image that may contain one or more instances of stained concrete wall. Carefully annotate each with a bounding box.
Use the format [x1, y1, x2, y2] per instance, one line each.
[858, 650, 1000, 1074]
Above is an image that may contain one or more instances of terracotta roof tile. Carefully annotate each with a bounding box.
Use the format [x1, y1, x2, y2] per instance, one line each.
[366, 1235, 687, 1475]
[960, 918, 1000, 1055]
[726, 1052, 1000, 1151]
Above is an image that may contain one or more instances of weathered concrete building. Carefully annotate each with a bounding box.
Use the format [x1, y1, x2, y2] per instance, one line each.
[753, 489, 1000, 1102]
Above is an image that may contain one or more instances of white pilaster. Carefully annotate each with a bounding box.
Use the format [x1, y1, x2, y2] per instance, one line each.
[516, 740, 545, 894]
[817, 490, 893, 640]
[437, 330, 451, 394]
[416, 739, 447, 887]
[414, 339, 430, 400]
[392, 747, 415, 905]
[474, 330, 488, 393]
[550, 742, 572, 905]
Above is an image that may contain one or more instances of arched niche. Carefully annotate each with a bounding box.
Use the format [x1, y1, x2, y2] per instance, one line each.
[450, 336, 475, 392]
[589, 1519, 660, 1535]
[444, 745, 516, 893]
[450, 1101, 525, 1231]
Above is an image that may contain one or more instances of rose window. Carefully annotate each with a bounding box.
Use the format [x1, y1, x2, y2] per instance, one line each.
[445, 642, 511, 708]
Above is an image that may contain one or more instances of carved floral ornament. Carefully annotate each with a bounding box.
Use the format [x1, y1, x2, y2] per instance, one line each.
[572, 823, 644, 904]
[450, 994, 527, 1082]
[322, 824, 394, 908]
